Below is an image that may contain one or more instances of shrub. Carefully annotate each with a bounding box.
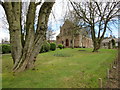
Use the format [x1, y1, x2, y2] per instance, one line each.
[58, 44, 63, 49]
[2, 44, 11, 54]
[50, 43, 56, 51]
[40, 41, 50, 53]
[44, 42, 50, 52]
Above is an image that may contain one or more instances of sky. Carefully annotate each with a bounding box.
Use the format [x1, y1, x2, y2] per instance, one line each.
[0, 5, 9, 42]
[0, 0, 119, 43]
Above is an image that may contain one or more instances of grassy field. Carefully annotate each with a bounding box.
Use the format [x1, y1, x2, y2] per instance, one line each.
[2, 48, 117, 88]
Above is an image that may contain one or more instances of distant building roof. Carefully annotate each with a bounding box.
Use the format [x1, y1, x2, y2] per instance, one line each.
[57, 20, 91, 38]
[2, 41, 10, 44]
[102, 38, 118, 43]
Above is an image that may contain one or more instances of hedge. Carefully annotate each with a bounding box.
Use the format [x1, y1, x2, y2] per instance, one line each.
[50, 43, 56, 51]
[58, 44, 63, 49]
[40, 41, 50, 53]
[2, 44, 11, 54]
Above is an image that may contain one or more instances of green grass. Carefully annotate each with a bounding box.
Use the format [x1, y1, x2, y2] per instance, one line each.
[2, 48, 117, 88]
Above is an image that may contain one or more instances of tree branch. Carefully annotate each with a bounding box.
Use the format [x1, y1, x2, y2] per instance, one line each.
[35, 1, 41, 6]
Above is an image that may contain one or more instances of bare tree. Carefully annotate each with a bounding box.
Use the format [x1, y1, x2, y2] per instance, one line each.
[68, 25, 79, 49]
[70, 0, 120, 52]
[46, 24, 56, 42]
[0, 0, 55, 72]
[65, 11, 91, 49]
[46, 30, 56, 42]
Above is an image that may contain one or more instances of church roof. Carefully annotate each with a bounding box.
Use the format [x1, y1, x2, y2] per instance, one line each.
[57, 19, 91, 38]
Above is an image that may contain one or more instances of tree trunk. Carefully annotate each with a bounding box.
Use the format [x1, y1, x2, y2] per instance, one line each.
[92, 40, 101, 52]
[2, 2, 54, 72]
[72, 35, 74, 49]
[2, 2, 23, 64]
[13, 38, 44, 72]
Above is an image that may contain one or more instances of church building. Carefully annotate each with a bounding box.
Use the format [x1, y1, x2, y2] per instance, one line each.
[56, 20, 93, 48]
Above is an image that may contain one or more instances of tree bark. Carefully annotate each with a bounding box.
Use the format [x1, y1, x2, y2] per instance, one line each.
[3, 2, 23, 64]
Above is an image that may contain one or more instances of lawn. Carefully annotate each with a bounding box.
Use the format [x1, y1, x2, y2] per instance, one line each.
[2, 48, 117, 88]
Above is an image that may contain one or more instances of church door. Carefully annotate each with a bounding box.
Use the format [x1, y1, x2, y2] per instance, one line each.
[66, 39, 69, 47]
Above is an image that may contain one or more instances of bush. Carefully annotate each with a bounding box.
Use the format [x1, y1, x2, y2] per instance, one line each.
[2, 44, 11, 54]
[40, 41, 50, 53]
[58, 44, 63, 49]
[44, 42, 50, 52]
[50, 43, 56, 51]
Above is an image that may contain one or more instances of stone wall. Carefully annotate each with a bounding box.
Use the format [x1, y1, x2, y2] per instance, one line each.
[56, 35, 93, 48]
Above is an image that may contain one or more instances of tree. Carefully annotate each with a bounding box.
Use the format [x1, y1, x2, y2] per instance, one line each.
[70, 0, 120, 52]
[46, 26, 56, 43]
[64, 10, 91, 49]
[0, 0, 55, 72]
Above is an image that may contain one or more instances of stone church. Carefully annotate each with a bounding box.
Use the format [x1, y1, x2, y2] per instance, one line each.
[56, 20, 93, 48]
